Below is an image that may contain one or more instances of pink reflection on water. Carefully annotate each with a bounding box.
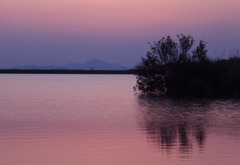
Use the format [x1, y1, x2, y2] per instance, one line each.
[1, 126, 240, 165]
[0, 127, 150, 165]
[0, 75, 240, 165]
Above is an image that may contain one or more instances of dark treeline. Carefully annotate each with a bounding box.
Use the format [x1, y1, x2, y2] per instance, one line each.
[167, 58, 240, 98]
[134, 34, 240, 98]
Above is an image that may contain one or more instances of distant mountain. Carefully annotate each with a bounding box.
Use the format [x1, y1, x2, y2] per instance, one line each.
[9, 59, 129, 70]
[64, 59, 126, 70]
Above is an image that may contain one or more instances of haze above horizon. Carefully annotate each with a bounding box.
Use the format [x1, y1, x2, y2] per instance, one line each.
[0, 0, 240, 67]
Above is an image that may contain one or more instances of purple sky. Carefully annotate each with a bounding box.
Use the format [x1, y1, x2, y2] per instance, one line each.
[1, 0, 240, 67]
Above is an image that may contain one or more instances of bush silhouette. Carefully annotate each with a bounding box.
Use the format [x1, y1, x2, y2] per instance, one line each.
[134, 34, 240, 98]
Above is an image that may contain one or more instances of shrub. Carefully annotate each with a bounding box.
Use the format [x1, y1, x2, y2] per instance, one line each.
[134, 34, 240, 98]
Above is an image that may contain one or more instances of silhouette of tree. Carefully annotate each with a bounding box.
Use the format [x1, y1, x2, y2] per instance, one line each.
[134, 34, 240, 97]
[177, 34, 195, 63]
[192, 40, 208, 62]
[134, 52, 167, 95]
[134, 34, 208, 96]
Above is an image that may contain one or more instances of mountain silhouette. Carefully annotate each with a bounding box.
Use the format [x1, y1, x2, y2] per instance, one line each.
[64, 59, 125, 70]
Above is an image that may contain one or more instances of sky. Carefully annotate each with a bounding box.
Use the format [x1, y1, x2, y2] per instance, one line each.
[0, 0, 240, 67]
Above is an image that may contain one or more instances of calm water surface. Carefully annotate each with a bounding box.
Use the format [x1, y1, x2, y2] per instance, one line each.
[0, 74, 240, 165]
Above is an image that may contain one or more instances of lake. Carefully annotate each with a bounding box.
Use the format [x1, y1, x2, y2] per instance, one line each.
[0, 74, 239, 165]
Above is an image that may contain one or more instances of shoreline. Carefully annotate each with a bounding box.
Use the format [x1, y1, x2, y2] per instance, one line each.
[0, 69, 136, 74]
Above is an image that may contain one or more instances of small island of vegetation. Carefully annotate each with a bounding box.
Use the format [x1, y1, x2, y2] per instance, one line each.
[134, 34, 240, 98]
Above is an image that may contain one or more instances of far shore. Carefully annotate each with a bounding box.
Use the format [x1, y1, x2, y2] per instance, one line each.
[0, 69, 136, 74]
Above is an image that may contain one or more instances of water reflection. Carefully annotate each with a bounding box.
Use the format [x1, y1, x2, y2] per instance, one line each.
[137, 96, 240, 155]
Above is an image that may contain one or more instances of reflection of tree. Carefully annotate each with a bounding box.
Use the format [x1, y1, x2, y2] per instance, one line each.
[137, 96, 209, 154]
[194, 124, 205, 147]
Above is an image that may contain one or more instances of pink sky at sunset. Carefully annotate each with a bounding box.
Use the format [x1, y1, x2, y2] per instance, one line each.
[0, 0, 240, 67]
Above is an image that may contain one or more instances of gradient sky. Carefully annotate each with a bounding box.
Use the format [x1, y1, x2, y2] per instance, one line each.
[0, 0, 240, 67]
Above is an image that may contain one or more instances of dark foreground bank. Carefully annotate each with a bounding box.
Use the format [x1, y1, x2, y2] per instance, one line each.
[0, 69, 136, 74]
